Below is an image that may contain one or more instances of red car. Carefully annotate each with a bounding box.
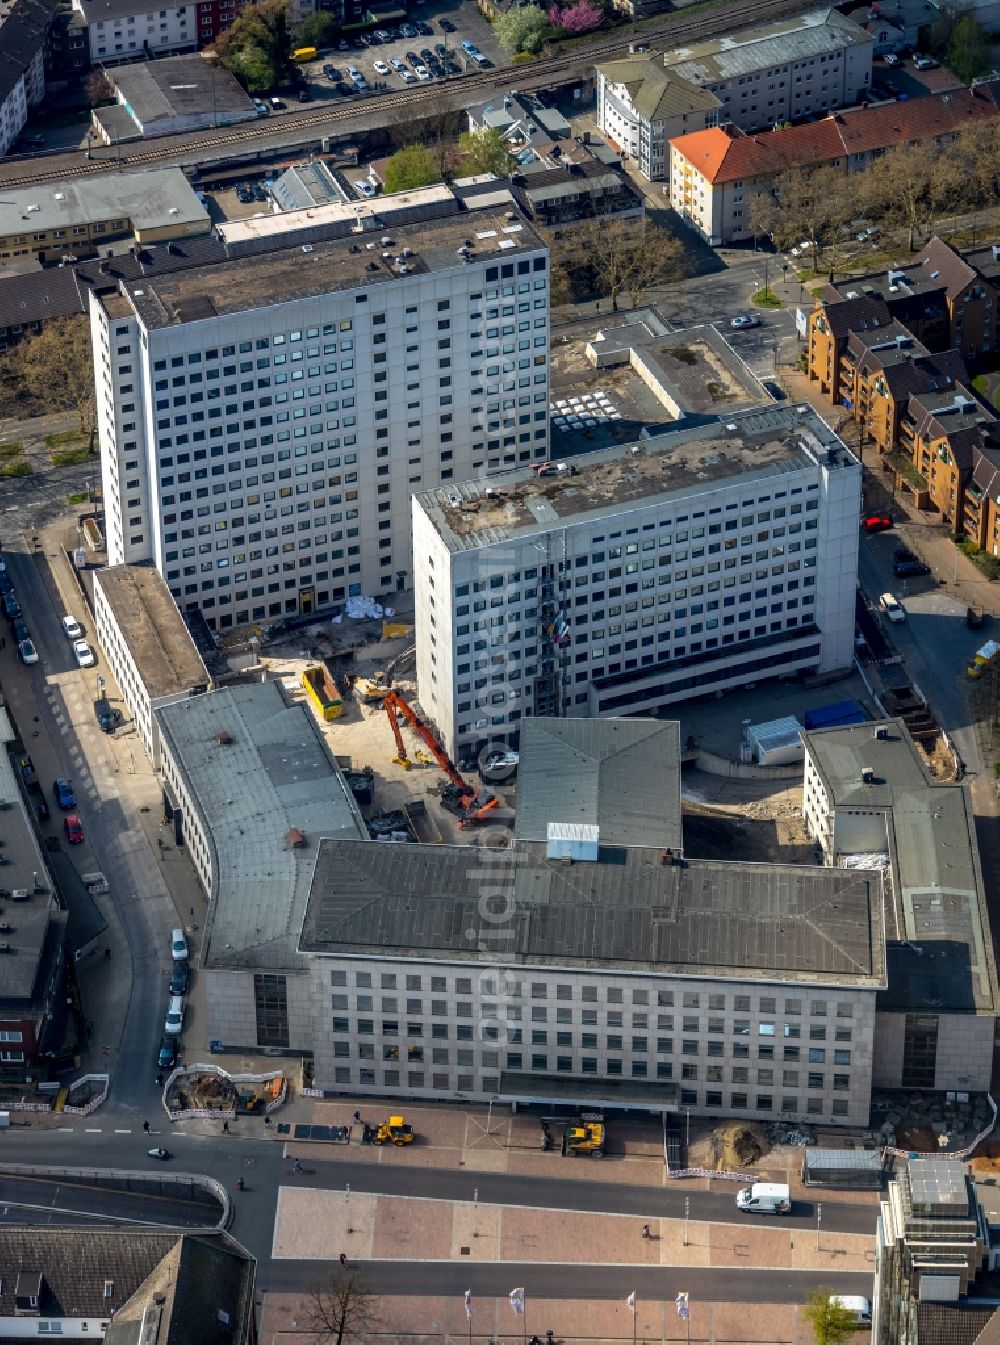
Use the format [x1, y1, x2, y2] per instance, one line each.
[862, 513, 893, 533]
[64, 814, 84, 844]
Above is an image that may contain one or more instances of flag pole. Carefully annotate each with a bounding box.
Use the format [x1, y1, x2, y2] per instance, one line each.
[524, 1290, 528, 1345]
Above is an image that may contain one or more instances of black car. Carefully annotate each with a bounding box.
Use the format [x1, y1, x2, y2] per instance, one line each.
[158, 1036, 178, 1070]
[894, 558, 931, 578]
[12, 616, 28, 643]
[419, 46, 434, 61]
[445, 57, 461, 74]
[416, 19, 433, 34]
[170, 961, 190, 995]
[893, 547, 916, 564]
[298, 87, 312, 101]
[3, 590, 20, 619]
[405, 48, 420, 65]
[323, 63, 340, 79]
[434, 42, 447, 56]
[35, 796, 50, 823]
[439, 17, 455, 30]
[761, 379, 786, 401]
[358, 32, 372, 44]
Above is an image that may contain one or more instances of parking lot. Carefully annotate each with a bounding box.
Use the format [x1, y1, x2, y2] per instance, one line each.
[296, 0, 504, 102]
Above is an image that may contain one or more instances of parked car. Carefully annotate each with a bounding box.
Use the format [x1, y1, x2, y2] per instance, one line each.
[400, 21, 417, 36]
[170, 961, 190, 996]
[399, 68, 416, 82]
[35, 796, 50, 823]
[416, 19, 433, 34]
[862, 513, 893, 533]
[405, 49, 421, 65]
[12, 617, 28, 643]
[18, 637, 38, 665]
[389, 56, 407, 71]
[323, 64, 340, 79]
[171, 927, 189, 962]
[893, 547, 916, 564]
[913, 52, 938, 69]
[158, 1036, 178, 1070]
[4, 591, 21, 618]
[64, 813, 84, 843]
[252, 182, 268, 201]
[354, 178, 377, 198]
[297, 87, 312, 102]
[372, 58, 390, 75]
[880, 592, 906, 623]
[414, 64, 431, 80]
[761, 379, 785, 400]
[270, 96, 286, 110]
[251, 97, 269, 116]
[164, 995, 185, 1036]
[439, 17, 455, 30]
[53, 778, 75, 809]
[894, 559, 931, 578]
[73, 639, 95, 668]
[883, 52, 901, 65]
[730, 313, 760, 329]
[61, 615, 83, 639]
[857, 226, 879, 242]
[419, 46, 434, 61]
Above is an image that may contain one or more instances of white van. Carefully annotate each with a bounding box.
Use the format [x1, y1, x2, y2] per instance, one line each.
[831, 1296, 872, 1326]
[736, 1181, 792, 1214]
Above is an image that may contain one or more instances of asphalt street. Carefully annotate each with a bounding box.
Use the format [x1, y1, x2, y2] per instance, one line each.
[1, 546, 177, 1117]
[0, 1169, 222, 1228]
[268, 1261, 875, 1303]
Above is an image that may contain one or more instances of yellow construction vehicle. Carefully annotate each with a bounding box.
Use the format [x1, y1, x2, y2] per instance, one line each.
[563, 1118, 605, 1158]
[373, 1115, 415, 1146]
[355, 670, 391, 703]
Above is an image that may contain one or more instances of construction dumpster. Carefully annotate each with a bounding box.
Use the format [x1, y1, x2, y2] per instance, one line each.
[967, 639, 1000, 679]
[302, 664, 344, 721]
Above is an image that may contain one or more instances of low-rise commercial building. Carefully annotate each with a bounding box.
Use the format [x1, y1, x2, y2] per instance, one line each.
[670, 90, 1000, 244]
[0, 712, 68, 1081]
[803, 721, 997, 1094]
[155, 679, 367, 1054]
[663, 7, 873, 133]
[94, 53, 258, 143]
[0, 167, 209, 265]
[93, 564, 210, 769]
[412, 404, 860, 762]
[0, 0, 56, 159]
[301, 715, 883, 1123]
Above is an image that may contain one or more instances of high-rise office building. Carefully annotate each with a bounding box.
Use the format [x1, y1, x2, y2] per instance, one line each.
[91, 186, 550, 630]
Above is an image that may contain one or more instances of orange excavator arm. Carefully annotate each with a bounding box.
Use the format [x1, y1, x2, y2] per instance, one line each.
[383, 691, 474, 801]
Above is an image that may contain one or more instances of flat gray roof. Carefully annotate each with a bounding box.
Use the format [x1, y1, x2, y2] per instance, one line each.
[514, 717, 682, 852]
[805, 720, 997, 1014]
[907, 1158, 970, 1213]
[666, 8, 870, 85]
[301, 840, 885, 986]
[417, 405, 849, 553]
[111, 55, 255, 125]
[111, 207, 544, 330]
[95, 566, 209, 701]
[0, 167, 208, 237]
[155, 681, 367, 970]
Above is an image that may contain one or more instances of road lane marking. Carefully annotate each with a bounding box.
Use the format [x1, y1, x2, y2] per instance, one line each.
[114, 1129, 131, 1134]
[84, 1127, 102, 1133]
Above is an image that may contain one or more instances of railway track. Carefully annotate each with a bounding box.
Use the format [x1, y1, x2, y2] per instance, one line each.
[0, 0, 805, 188]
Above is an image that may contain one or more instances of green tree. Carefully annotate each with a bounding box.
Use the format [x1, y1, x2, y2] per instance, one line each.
[802, 1289, 857, 1345]
[383, 143, 442, 193]
[948, 14, 991, 83]
[457, 127, 516, 177]
[296, 10, 338, 48]
[214, 0, 292, 92]
[494, 3, 549, 53]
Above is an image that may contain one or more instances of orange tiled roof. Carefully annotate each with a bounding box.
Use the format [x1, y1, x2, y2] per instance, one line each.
[671, 88, 1000, 184]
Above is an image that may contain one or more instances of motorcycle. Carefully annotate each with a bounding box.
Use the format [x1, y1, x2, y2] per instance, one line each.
[147, 1146, 171, 1161]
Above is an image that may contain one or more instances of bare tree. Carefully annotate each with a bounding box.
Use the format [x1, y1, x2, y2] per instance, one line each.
[857, 140, 959, 251]
[750, 164, 851, 266]
[305, 1266, 379, 1345]
[14, 316, 96, 438]
[581, 215, 685, 311]
[85, 69, 113, 106]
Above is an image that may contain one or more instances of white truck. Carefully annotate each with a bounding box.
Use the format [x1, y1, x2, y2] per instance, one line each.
[736, 1181, 792, 1214]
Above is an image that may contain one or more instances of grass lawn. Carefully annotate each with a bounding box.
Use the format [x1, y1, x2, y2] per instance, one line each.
[66, 491, 89, 506]
[51, 446, 92, 466]
[751, 288, 782, 308]
[971, 373, 1000, 411]
[44, 429, 87, 449]
[0, 461, 32, 478]
[0, 441, 24, 459]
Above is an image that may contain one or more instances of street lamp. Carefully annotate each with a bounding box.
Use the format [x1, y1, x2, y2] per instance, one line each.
[486, 1093, 500, 1137]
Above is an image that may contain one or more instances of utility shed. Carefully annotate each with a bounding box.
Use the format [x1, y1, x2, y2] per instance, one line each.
[746, 715, 804, 766]
[802, 1146, 885, 1188]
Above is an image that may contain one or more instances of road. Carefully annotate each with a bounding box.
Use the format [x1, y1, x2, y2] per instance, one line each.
[0, 1169, 222, 1228]
[0, 545, 177, 1119]
[269, 1261, 875, 1303]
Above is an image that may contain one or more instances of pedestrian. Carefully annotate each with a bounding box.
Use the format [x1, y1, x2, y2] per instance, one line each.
[293, 1157, 302, 1173]
[104, 946, 111, 960]
[339, 1252, 348, 1267]
[223, 1119, 230, 1133]
[156, 1073, 164, 1087]
[641, 1223, 651, 1240]
[264, 1114, 272, 1127]
[0, 636, 5, 650]
[143, 1120, 150, 1134]
[353, 1109, 362, 1124]
[237, 1177, 245, 1191]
